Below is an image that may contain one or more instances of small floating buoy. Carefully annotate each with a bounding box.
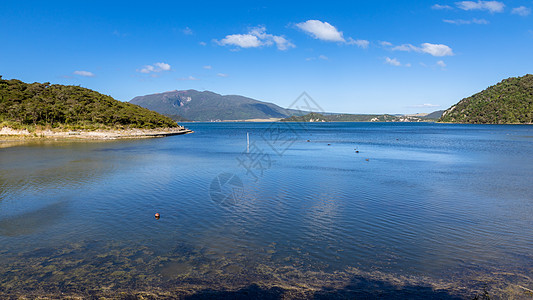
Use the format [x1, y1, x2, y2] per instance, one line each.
[365, 158, 369, 161]
[307, 140, 310, 142]
[355, 150, 359, 153]
[155, 213, 160, 220]
[327, 144, 331, 146]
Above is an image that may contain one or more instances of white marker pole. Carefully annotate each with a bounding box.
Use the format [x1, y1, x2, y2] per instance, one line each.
[247, 132, 250, 153]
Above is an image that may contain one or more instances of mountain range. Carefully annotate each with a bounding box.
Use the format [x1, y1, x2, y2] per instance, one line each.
[130, 90, 443, 122]
[130, 90, 291, 121]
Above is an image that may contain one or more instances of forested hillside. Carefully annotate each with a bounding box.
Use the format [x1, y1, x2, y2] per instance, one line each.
[440, 75, 533, 124]
[0, 76, 178, 129]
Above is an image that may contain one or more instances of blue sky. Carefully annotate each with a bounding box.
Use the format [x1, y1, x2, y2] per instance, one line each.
[1, 0, 532, 114]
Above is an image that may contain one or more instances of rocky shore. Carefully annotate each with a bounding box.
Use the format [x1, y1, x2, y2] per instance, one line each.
[0, 126, 193, 140]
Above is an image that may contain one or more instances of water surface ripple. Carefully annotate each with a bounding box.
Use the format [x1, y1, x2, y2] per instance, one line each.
[0, 123, 532, 298]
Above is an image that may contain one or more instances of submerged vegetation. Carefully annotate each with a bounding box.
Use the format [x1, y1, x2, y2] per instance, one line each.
[0, 239, 530, 299]
[0, 76, 179, 130]
[440, 74, 533, 124]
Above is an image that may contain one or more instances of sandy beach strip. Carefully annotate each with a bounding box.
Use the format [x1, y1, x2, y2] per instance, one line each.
[0, 126, 193, 141]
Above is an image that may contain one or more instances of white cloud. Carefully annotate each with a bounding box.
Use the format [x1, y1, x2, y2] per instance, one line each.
[437, 60, 447, 67]
[218, 34, 261, 48]
[306, 55, 329, 61]
[154, 62, 171, 71]
[432, 4, 454, 9]
[456, 1, 505, 13]
[512, 6, 531, 16]
[217, 73, 228, 77]
[73, 70, 95, 77]
[295, 20, 344, 42]
[392, 44, 420, 52]
[199, 41, 207, 46]
[347, 37, 370, 48]
[443, 18, 489, 24]
[295, 20, 368, 47]
[112, 30, 128, 37]
[385, 57, 402, 66]
[182, 27, 193, 35]
[137, 62, 172, 74]
[380, 41, 393, 47]
[216, 26, 294, 50]
[411, 103, 441, 108]
[270, 35, 295, 50]
[203, 65, 212, 69]
[139, 65, 155, 73]
[392, 43, 454, 57]
[178, 76, 199, 81]
[421, 43, 454, 56]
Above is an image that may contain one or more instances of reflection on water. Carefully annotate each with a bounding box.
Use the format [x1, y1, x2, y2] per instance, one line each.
[0, 123, 532, 298]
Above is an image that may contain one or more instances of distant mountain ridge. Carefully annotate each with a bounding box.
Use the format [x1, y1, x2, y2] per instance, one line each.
[439, 74, 533, 124]
[130, 90, 291, 121]
[424, 110, 445, 120]
[130, 89, 444, 122]
[281, 112, 440, 122]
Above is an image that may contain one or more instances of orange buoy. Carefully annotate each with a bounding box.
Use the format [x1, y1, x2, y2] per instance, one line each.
[155, 213, 160, 220]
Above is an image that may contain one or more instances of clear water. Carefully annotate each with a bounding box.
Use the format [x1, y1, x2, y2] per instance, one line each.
[1, 122, 532, 298]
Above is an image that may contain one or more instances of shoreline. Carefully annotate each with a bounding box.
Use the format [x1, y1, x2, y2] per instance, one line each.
[0, 126, 193, 141]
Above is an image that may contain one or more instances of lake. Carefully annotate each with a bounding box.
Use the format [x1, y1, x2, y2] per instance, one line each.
[1, 122, 532, 298]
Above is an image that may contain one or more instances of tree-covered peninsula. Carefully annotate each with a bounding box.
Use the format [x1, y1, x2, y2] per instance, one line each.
[0, 76, 179, 130]
[439, 74, 533, 124]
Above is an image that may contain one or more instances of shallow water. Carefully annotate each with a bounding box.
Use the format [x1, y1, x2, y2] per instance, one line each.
[1, 122, 532, 298]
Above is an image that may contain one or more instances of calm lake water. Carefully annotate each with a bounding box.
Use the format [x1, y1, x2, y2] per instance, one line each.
[1, 122, 532, 298]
